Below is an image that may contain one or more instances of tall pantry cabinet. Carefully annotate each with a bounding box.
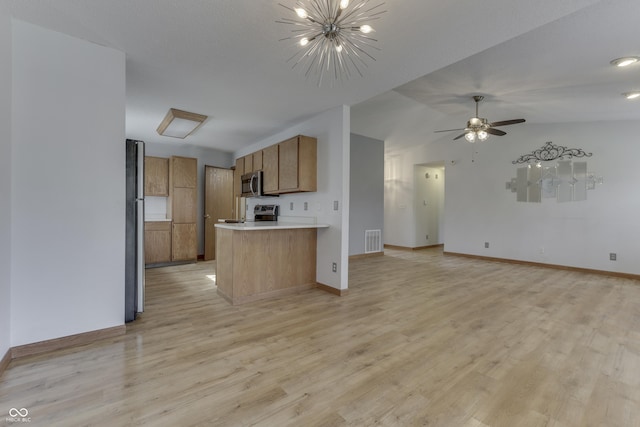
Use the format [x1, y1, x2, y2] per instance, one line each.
[168, 156, 197, 261]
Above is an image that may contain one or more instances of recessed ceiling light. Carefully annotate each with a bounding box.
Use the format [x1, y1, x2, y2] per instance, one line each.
[623, 92, 640, 100]
[610, 56, 640, 67]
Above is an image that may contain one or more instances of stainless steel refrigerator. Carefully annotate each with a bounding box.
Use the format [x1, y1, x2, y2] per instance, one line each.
[125, 139, 145, 322]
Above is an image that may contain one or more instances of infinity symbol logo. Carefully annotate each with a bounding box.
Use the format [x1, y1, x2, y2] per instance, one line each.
[9, 408, 29, 417]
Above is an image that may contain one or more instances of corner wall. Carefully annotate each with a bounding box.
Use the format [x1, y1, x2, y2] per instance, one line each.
[349, 133, 384, 256]
[0, 4, 12, 361]
[11, 20, 126, 346]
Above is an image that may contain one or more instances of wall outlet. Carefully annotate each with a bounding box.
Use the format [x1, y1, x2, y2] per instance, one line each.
[304, 202, 308, 211]
[332, 262, 337, 272]
[426, 234, 429, 240]
[610, 252, 617, 261]
[333, 201, 339, 211]
[484, 242, 490, 249]
[289, 202, 294, 210]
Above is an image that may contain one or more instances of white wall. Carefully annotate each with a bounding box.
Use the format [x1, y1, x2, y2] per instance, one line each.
[349, 133, 384, 256]
[144, 142, 233, 255]
[236, 106, 350, 290]
[0, 5, 12, 359]
[11, 21, 126, 346]
[386, 120, 640, 275]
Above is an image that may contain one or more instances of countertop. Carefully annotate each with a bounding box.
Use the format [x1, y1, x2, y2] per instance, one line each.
[215, 221, 329, 231]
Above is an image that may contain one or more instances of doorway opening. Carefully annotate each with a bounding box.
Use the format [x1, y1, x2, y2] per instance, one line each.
[414, 162, 445, 249]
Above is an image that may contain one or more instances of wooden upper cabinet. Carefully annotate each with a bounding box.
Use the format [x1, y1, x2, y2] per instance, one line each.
[243, 154, 253, 174]
[144, 156, 169, 196]
[262, 144, 279, 194]
[171, 156, 197, 188]
[278, 137, 299, 192]
[278, 135, 317, 194]
[234, 157, 244, 196]
[253, 151, 263, 171]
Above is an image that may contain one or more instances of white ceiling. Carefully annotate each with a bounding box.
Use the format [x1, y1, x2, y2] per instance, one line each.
[9, 0, 639, 153]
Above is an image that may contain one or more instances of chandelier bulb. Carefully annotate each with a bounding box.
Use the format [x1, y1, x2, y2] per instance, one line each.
[340, 0, 349, 9]
[295, 7, 308, 19]
[360, 25, 373, 34]
[300, 37, 309, 47]
[335, 43, 343, 53]
[477, 130, 488, 141]
[464, 132, 476, 143]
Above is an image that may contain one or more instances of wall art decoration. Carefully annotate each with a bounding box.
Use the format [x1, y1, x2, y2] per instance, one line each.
[512, 141, 592, 165]
[506, 142, 602, 203]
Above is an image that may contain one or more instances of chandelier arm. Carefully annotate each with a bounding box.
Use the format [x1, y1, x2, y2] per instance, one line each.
[342, 37, 378, 62]
[336, 3, 386, 26]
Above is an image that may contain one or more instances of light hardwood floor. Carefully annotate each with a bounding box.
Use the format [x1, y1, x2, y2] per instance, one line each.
[2, 248, 640, 426]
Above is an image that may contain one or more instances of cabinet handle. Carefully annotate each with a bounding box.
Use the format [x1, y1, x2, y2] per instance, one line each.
[204, 214, 210, 219]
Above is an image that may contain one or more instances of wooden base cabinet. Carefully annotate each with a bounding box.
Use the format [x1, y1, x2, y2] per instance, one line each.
[216, 227, 317, 305]
[144, 221, 171, 264]
[172, 223, 197, 261]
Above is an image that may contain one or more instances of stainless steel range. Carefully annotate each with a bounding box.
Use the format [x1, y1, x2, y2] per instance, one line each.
[254, 204, 279, 221]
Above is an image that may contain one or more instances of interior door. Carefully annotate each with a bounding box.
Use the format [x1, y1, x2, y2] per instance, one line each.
[204, 166, 234, 260]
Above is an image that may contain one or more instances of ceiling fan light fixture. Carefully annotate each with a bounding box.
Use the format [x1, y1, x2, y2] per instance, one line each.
[610, 56, 640, 67]
[477, 130, 489, 141]
[464, 132, 476, 143]
[623, 91, 640, 100]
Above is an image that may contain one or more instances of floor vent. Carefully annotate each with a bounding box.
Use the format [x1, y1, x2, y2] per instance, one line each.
[364, 229, 382, 253]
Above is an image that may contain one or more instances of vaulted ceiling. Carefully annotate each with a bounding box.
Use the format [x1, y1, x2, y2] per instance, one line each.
[8, 0, 639, 153]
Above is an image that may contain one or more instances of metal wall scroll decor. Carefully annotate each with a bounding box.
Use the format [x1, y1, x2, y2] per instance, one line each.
[506, 141, 602, 203]
[512, 141, 592, 164]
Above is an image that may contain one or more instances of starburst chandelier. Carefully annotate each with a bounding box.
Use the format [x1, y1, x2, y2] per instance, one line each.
[277, 0, 386, 86]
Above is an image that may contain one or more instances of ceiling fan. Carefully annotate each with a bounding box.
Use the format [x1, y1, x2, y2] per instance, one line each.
[435, 95, 525, 142]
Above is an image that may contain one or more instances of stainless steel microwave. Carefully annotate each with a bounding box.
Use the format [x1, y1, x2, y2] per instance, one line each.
[241, 170, 263, 197]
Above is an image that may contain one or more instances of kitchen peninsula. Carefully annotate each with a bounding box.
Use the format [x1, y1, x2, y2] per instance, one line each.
[215, 221, 329, 305]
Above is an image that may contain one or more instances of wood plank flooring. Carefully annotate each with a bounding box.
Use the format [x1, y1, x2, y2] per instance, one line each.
[2, 247, 640, 426]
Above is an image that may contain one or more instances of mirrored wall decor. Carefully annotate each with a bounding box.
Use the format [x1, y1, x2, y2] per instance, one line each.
[506, 142, 602, 203]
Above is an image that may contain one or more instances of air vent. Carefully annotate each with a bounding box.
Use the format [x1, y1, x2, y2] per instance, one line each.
[364, 229, 382, 253]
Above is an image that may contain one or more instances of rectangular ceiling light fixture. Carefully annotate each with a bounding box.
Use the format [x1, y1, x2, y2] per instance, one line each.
[157, 108, 208, 139]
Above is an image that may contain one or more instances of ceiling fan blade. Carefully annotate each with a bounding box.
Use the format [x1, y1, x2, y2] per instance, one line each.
[453, 133, 467, 140]
[434, 128, 465, 133]
[486, 128, 506, 136]
[490, 119, 526, 127]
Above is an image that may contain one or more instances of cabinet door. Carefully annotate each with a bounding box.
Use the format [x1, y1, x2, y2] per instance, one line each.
[253, 151, 263, 171]
[144, 222, 171, 264]
[172, 187, 197, 223]
[172, 223, 197, 261]
[243, 155, 253, 174]
[262, 145, 279, 193]
[297, 135, 317, 192]
[278, 136, 299, 191]
[171, 156, 197, 188]
[234, 158, 244, 196]
[144, 157, 169, 196]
